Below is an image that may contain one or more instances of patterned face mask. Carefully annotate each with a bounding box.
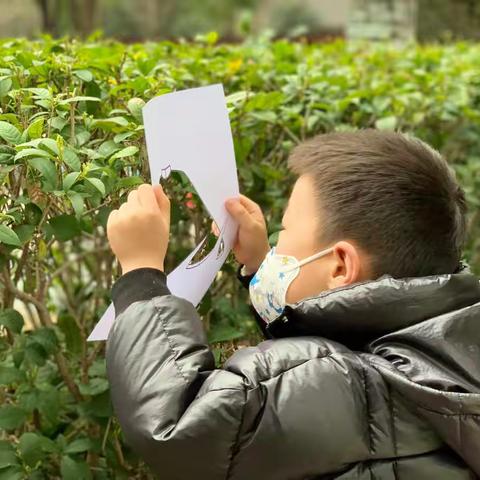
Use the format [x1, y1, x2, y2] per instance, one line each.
[249, 245, 335, 324]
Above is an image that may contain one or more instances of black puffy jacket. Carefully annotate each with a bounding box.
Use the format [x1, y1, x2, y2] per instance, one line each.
[106, 262, 480, 479]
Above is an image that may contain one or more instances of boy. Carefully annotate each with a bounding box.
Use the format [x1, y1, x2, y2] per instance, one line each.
[105, 130, 480, 479]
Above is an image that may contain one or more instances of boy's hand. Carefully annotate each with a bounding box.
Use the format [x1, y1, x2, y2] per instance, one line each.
[107, 183, 170, 275]
[212, 194, 270, 275]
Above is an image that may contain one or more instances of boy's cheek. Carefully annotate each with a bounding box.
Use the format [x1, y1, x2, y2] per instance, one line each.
[276, 233, 307, 259]
[286, 264, 328, 304]
[286, 273, 310, 304]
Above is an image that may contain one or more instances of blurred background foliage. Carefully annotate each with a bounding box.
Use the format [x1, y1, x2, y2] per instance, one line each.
[1, 0, 480, 42]
[0, 36, 479, 478]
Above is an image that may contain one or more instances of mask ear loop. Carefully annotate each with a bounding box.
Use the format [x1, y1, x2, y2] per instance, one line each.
[281, 247, 335, 273]
[296, 247, 335, 268]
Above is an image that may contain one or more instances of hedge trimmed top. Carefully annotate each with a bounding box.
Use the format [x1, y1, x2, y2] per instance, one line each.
[0, 36, 479, 270]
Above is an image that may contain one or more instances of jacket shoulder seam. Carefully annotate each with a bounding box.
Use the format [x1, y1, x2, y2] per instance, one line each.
[416, 404, 480, 417]
[229, 340, 338, 386]
[360, 362, 374, 455]
[225, 388, 247, 480]
[386, 382, 399, 479]
[156, 305, 189, 384]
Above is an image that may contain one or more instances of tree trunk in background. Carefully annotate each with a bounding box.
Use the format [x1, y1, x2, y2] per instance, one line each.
[347, 0, 418, 41]
[70, 0, 97, 36]
[252, 0, 276, 32]
[133, 0, 178, 39]
[417, 0, 480, 41]
[35, 0, 57, 34]
[134, 0, 158, 38]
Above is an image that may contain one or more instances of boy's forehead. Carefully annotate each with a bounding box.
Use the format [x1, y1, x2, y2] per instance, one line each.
[284, 174, 323, 225]
[290, 175, 314, 205]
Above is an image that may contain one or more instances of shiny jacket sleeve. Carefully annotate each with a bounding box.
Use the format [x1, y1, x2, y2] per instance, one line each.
[105, 268, 366, 480]
[106, 268, 247, 479]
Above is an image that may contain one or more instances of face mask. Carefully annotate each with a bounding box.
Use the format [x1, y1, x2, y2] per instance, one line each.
[249, 245, 334, 324]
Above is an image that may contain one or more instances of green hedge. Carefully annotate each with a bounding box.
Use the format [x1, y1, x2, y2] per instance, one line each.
[0, 35, 479, 479]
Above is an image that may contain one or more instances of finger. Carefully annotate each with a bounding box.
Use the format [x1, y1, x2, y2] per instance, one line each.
[127, 189, 140, 204]
[137, 184, 158, 211]
[211, 221, 220, 237]
[153, 184, 170, 224]
[106, 209, 118, 235]
[225, 198, 253, 227]
[239, 194, 262, 215]
[124, 198, 140, 217]
[107, 209, 118, 225]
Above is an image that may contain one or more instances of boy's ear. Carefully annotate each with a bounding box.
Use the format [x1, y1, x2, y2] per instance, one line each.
[327, 241, 361, 289]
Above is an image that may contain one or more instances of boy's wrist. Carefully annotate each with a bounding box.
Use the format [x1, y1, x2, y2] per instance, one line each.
[243, 251, 268, 275]
[237, 264, 255, 290]
[241, 264, 257, 276]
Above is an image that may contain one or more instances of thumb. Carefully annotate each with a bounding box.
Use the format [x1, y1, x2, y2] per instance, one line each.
[153, 184, 170, 216]
[211, 221, 220, 237]
[225, 198, 252, 227]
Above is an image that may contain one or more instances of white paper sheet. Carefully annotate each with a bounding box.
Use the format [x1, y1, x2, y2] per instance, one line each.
[87, 84, 239, 341]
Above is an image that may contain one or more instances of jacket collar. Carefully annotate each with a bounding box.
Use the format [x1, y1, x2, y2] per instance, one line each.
[265, 262, 480, 350]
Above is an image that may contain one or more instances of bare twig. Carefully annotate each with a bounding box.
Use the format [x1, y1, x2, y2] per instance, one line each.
[46, 245, 111, 292]
[113, 432, 127, 470]
[13, 243, 31, 286]
[81, 199, 111, 217]
[101, 417, 112, 454]
[70, 102, 77, 146]
[1, 267, 83, 402]
[281, 124, 301, 145]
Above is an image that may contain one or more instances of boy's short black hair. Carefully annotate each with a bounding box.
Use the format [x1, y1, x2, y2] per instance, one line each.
[288, 129, 467, 279]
